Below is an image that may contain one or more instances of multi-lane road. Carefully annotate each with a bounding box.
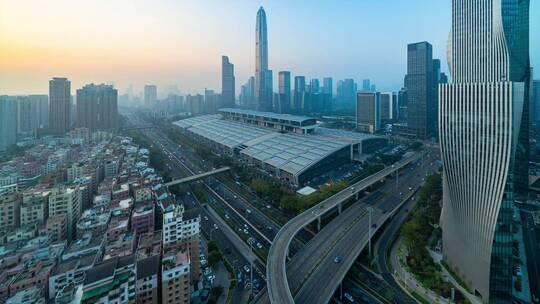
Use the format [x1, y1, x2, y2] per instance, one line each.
[124, 113, 442, 304]
[293, 152, 438, 304]
[521, 210, 540, 303]
[266, 152, 425, 304]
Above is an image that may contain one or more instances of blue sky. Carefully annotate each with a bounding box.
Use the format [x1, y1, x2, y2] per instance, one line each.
[0, 0, 538, 95]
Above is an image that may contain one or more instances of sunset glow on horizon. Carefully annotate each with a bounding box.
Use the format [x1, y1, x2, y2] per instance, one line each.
[1, 0, 538, 96]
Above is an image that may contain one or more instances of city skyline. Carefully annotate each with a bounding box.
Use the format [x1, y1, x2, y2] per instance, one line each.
[1, 0, 538, 96]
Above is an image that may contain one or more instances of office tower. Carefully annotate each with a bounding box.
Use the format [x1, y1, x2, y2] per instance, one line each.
[370, 84, 377, 92]
[531, 79, 540, 144]
[337, 78, 357, 110]
[0, 96, 17, 152]
[76, 84, 118, 132]
[240, 84, 249, 107]
[379, 92, 393, 123]
[310, 79, 320, 93]
[405, 42, 436, 139]
[293, 76, 306, 113]
[29, 95, 49, 129]
[240, 76, 256, 108]
[248, 76, 255, 107]
[221, 56, 235, 108]
[144, 85, 157, 107]
[49, 77, 71, 134]
[391, 92, 399, 121]
[186, 94, 204, 115]
[323, 77, 333, 96]
[278, 71, 291, 113]
[255, 6, 271, 111]
[204, 89, 219, 114]
[439, 1, 531, 302]
[260, 69, 273, 111]
[362, 79, 371, 92]
[397, 88, 408, 122]
[356, 92, 380, 133]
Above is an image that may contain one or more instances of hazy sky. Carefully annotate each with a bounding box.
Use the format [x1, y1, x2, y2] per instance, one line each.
[1, 0, 539, 96]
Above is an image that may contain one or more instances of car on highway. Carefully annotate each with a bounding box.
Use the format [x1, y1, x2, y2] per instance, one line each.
[256, 242, 263, 249]
[236, 271, 243, 285]
[243, 229, 249, 235]
[247, 237, 256, 245]
[224, 214, 230, 220]
[213, 224, 218, 230]
[243, 265, 250, 273]
[334, 255, 342, 263]
[344, 292, 355, 302]
[246, 209, 252, 214]
[253, 278, 261, 291]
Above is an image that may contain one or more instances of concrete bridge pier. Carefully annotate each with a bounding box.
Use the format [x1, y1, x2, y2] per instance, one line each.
[317, 216, 322, 231]
[338, 203, 342, 214]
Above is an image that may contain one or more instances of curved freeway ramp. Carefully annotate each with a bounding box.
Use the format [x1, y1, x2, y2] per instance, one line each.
[266, 152, 424, 304]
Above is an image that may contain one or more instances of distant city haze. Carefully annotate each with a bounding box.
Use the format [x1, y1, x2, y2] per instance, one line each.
[1, 0, 539, 96]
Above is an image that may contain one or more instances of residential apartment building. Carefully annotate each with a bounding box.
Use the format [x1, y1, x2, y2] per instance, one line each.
[161, 252, 190, 304]
[48, 185, 82, 241]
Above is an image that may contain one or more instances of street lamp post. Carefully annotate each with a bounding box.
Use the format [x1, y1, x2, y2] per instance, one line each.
[250, 242, 254, 298]
[367, 206, 374, 259]
[392, 164, 398, 189]
[210, 227, 216, 241]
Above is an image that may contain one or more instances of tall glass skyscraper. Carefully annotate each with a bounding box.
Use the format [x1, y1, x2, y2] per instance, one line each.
[255, 6, 272, 111]
[221, 55, 235, 108]
[439, 1, 530, 302]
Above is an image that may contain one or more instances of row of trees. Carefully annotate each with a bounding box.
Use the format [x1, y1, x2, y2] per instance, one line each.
[400, 173, 467, 302]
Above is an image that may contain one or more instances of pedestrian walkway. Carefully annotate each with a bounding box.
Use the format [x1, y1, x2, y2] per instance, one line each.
[390, 237, 451, 304]
[428, 249, 482, 304]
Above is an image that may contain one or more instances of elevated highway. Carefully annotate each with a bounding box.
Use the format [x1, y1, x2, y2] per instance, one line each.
[266, 152, 425, 304]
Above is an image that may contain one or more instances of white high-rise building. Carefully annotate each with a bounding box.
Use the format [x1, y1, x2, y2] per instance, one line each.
[439, 1, 531, 302]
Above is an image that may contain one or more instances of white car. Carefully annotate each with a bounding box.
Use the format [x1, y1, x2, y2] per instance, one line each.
[256, 242, 263, 249]
[344, 292, 355, 302]
[243, 265, 250, 273]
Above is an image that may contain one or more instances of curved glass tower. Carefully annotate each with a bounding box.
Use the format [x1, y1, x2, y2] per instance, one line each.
[439, 0, 530, 302]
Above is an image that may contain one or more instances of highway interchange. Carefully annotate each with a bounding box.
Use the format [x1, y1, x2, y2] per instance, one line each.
[124, 113, 447, 304]
[265, 151, 439, 304]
